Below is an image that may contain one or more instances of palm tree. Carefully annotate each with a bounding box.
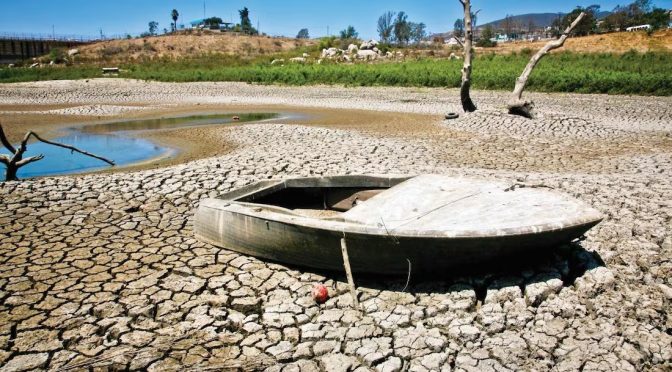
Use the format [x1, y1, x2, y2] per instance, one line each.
[171, 9, 179, 32]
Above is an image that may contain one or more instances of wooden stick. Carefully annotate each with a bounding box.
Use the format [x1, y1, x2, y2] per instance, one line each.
[340, 237, 360, 309]
[508, 12, 586, 118]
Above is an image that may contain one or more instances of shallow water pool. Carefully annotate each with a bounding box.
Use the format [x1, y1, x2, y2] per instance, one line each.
[1, 113, 277, 181]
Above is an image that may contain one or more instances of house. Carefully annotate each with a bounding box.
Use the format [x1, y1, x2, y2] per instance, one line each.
[625, 24, 651, 32]
[444, 37, 462, 46]
[189, 19, 234, 31]
[491, 34, 510, 43]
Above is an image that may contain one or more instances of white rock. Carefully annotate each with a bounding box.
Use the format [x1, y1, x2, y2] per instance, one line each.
[356, 50, 378, 60]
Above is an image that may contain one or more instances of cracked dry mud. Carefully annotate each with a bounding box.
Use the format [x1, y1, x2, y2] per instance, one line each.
[0, 80, 671, 371]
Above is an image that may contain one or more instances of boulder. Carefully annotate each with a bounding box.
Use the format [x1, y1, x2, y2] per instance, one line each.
[302, 52, 310, 58]
[347, 44, 358, 54]
[356, 50, 378, 60]
[67, 48, 79, 56]
[289, 57, 306, 63]
[322, 47, 341, 58]
[8, 64, 15, 68]
[359, 39, 380, 50]
[29, 63, 39, 68]
[270, 59, 284, 65]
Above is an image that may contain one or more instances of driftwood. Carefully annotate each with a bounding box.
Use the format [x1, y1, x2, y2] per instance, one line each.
[0, 123, 115, 181]
[459, 0, 477, 113]
[340, 237, 360, 309]
[508, 12, 586, 118]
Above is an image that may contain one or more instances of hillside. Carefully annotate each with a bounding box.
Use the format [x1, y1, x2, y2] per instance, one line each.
[74, 31, 316, 63]
[483, 29, 672, 54]
[478, 13, 564, 30]
[477, 11, 611, 30]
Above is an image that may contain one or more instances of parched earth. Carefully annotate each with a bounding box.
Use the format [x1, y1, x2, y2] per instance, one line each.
[0, 80, 671, 371]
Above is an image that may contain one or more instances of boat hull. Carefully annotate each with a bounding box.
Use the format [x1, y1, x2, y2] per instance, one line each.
[195, 201, 599, 275]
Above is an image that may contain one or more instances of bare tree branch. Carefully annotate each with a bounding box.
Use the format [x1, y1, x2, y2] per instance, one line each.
[459, 0, 477, 113]
[26, 132, 115, 166]
[508, 12, 586, 118]
[15, 155, 45, 167]
[1, 123, 115, 181]
[0, 123, 17, 154]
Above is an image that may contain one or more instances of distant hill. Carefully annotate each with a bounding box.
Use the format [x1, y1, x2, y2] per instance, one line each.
[477, 11, 611, 30]
[72, 31, 316, 63]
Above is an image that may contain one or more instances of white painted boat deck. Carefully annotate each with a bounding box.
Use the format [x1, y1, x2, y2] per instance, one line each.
[342, 175, 603, 235]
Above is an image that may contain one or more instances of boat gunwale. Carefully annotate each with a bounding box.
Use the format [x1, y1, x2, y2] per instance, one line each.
[198, 199, 603, 239]
[200, 174, 604, 239]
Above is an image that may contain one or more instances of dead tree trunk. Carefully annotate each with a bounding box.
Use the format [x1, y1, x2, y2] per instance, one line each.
[0, 123, 115, 181]
[459, 0, 477, 113]
[508, 12, 586, 118]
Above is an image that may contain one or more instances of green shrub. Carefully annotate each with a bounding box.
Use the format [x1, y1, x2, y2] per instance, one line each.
[2, 51, 671, 96]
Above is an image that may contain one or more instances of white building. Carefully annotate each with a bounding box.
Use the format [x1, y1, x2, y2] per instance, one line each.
[444, 37, 462, 46]
[625, 24, 651, 32]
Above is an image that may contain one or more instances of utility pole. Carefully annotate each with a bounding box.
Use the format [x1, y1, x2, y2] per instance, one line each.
[257, 20, 260, 35]
[52, 25, 55, 40]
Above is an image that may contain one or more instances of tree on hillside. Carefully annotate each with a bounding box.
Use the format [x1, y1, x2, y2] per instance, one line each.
[527, 19, 536, 34]
[560, 6, 597, 36]
[377, 11, 396, 43]
[148, 21, 159, 36]
[204, 17, 223, 29]
[410, 22, 427, 44]
[393, 12, 411, 45]
[453, 18, 464, 37]
[476, 25, 496, 47]
[645, 8, 671, 30]
[296, 28, 310, 39]
[340, 25, 358, 39]
[171, 9, 179, 32]
[502, 15, 514, 38]
[239, 7, 253, 34]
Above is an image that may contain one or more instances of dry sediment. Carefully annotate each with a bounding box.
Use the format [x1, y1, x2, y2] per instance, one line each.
[0, 80, 671, 371]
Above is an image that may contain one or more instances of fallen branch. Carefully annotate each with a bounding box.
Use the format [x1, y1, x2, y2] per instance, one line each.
[0, 122, 115, 181]
[459, 0, 477, 113]
[27, 131, 115, 166]
[508, 12, 586, 118]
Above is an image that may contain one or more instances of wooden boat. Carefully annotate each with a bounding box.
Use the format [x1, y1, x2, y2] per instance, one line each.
[194, 175, 603, 274]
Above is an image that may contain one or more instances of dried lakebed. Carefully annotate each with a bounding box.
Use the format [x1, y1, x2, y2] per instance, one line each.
[0, 80, 671, 371]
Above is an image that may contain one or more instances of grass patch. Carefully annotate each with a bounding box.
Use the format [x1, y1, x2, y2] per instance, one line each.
[1, 51, 670, 95]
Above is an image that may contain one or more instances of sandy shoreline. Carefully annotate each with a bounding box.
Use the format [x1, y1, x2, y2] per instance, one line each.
[0, 80, 670, 371]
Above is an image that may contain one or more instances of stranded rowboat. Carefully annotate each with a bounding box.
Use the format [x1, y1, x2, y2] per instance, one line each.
[194, 175, 603, 274]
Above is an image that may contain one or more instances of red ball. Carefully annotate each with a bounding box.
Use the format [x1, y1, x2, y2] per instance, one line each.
[312, 284, 329, 303]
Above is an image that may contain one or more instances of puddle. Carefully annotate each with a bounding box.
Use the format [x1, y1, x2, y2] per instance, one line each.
[1, 113, 278, 180]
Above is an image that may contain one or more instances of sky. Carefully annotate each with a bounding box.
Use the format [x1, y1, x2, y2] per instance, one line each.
[1, 0, 671, 39]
